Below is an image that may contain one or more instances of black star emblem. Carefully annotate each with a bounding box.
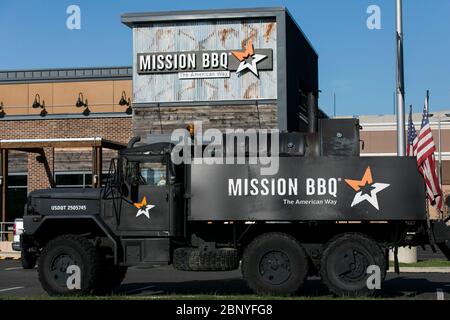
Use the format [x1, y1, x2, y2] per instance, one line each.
[359, 181, 375, 196]
[245, 55, 255, 64]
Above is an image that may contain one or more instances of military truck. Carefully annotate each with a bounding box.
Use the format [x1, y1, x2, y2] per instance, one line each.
[21, 118, 450, 296]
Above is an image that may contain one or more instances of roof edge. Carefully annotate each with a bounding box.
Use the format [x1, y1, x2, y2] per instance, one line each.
[121, 7, 286, 27]
[0, 66, 132, 83]
[284, 8, 318, 58]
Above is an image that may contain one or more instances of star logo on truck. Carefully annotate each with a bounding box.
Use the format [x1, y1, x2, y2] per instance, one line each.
[133, 196, 155, 219]
[232, 40, 267, 77]
[344, 166, 390, 211]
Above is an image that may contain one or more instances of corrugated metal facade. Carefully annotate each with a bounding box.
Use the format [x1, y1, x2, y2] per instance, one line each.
[133, 19, 277, 103]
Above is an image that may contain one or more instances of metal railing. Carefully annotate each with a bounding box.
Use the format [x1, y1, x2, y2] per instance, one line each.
[0, 222, 14, 242]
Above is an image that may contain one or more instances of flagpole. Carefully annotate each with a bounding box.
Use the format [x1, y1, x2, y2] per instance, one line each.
[396, 0, 406, 156]
[393, 0, 418, 264]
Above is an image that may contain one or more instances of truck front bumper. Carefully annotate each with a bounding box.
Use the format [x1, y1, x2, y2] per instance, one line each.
[12, 242, 21, 251]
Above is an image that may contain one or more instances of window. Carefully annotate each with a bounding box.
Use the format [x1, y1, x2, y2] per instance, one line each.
[141, 162, 166, 186]
[124, 159, 167, 187]
[55, 172, 92, 188]
[6, 173, 27, 221]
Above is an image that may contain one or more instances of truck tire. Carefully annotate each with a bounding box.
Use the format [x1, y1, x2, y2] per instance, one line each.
[212, 248, 239, 271]
[173, 247, 239, 271]
[21, 249, 37, 269]
[241, 233, 309, 296]
[173, 247, 191, 271]
[38, 234, 101, 295]
[320, 233, 386, 297]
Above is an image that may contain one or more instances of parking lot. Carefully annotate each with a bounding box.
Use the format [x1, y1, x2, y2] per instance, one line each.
[0, 260, 448, 300]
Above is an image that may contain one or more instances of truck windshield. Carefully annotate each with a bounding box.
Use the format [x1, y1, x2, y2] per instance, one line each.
[124, 159, 167, 187]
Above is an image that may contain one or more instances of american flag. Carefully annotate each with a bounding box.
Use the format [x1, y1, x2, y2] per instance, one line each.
[414, 96, 443, 211]
[407, 106, 432, 199]
[406, 106, 418, 157]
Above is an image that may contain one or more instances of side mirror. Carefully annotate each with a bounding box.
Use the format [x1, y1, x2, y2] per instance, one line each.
[121, 183, 129, 197]
[168, 162, 176, 184]
[131, 175, 140, 187]
[131, 163, 141, 186]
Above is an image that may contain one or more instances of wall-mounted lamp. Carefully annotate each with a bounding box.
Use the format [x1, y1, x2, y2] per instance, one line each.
[119, 91, 132, 114]
[40, 107, 48, 117]
[76, 92, 90, 115]
[76, 92, 88, 108]
[0, 102, 5, 117]
[82, 106, 90, 116]
[32, 94, 42, 108]
[32, 94, 47, 116]
[119, 91, 131, 106]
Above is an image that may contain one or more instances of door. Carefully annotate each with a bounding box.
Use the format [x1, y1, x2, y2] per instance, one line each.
[118, 155, 170, 232]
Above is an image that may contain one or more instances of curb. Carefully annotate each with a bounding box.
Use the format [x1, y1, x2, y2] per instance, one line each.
[0, 252, 21, 260]
[388, 267, 450, 273]
[0, 257, 21, 260]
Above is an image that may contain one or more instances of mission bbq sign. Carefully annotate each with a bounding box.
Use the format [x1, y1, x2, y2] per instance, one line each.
[137, 41, 273, 79]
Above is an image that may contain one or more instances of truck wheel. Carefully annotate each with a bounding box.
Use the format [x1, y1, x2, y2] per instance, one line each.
[241, 233, 308, 296]
[21, 249, 37, 269]
[320, 233, 386, 297]
[173, 248, 239, 271]
[38, 234, 101, 295]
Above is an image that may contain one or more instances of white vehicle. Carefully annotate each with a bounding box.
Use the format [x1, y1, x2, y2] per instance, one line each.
[12, 218, 23, 251]
[13, 218, 36, 269]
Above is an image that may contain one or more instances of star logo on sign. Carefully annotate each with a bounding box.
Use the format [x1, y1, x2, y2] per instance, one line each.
[232, 40, 267, 77]
[344, 166, 390, 211]
[133, 196, 155, 219]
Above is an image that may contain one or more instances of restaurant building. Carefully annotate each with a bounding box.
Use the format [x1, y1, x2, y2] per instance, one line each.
[0, 7, 448, 227]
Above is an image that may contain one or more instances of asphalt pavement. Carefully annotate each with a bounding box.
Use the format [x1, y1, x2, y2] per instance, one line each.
[0, 260, 448, 299]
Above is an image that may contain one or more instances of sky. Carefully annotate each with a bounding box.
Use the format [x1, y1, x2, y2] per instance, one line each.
[0, 0, 449, 117]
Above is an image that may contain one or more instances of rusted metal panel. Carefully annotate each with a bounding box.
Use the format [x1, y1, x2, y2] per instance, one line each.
[132, 104, 278, 138]
[133, 18, 277, 103]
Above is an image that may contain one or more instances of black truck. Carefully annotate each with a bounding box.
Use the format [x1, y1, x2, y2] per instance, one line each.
[21, 118, 450, 296]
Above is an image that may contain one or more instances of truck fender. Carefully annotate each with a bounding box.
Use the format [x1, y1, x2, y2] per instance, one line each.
[25, 215, 120, 264]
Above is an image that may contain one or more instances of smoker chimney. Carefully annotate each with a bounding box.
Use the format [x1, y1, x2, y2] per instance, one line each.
[307, 91, 318, 133]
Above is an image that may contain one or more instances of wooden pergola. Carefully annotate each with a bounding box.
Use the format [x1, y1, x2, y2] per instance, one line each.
[0, 138, 126, 224]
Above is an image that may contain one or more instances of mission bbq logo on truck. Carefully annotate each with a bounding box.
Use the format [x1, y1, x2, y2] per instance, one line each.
[227, 166, 391, 211]
[228, 177, 339, 206]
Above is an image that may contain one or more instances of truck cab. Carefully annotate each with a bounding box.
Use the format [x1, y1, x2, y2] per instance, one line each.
[108, 144, 184, 237]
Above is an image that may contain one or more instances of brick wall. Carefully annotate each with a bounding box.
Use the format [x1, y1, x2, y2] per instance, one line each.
[133, 104, 278, 137]
[0, 117, 132, 143]
[27, 147, 54, 192]
[0, 116, 133, 192]
[1, 105, 277, 193]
